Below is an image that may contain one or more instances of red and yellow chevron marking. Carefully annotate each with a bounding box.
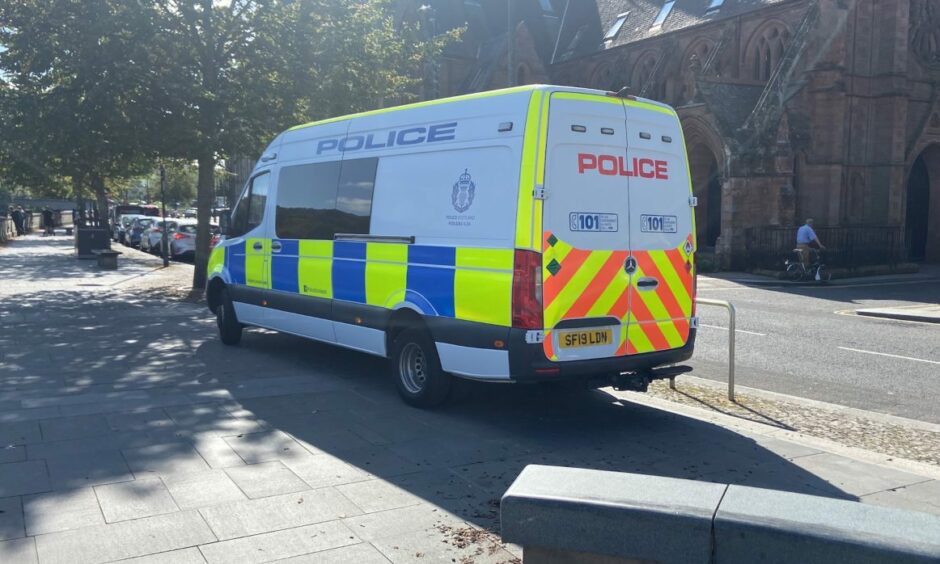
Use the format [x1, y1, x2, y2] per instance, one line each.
[541, 231, 695, 360]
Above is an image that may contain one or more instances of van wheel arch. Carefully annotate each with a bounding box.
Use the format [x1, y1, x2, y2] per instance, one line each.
[207, 278, 225, 314]
[385, 307, 427, 356]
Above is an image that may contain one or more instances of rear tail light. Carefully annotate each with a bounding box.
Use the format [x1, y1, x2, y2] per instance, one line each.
[512, 249, 543, 329]
[173, 232, 185, 240]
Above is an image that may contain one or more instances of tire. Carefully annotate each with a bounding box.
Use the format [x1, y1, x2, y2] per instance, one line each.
[785, 263, 804, 282]
[389, 327, 451, 408]
[216, 287, 243, 346]
[816, 265, 832, 283]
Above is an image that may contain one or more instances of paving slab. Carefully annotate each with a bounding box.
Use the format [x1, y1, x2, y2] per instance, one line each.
[122, 443, 211, 478]
[371, 527, 516, 564]
[95, 477, 180, 523]
[0, 496, 24, 541]
[198, 488, 363, 541]
[0, 446, 26, 464]
[161, 469, 247, 511]
[0, 422, 42, 445]
[275, 542, 392, 564]
[198, 520, 359, 564]
[222, 430, 311, 464]
[23, 488, 104, 536]
[343, 504, 466, 543]
[44, 450, 133, 490]
[187, 435, 246, 469]
[33, 510, 216, 564]
[0, 460, 50, 497]
[862, 479, 940, 515]
[0, 537, 37, 564]
[223, 461, 310, 499]
[790, 452, 930, 496]
[335, 478, 424, 514]
[111, 547, 206, 564]
[39, 414, 112, 442]
[283, 454, 371, 489]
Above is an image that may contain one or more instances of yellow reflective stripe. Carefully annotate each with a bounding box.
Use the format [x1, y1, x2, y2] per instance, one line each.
[366, 243, 408, 307]
[245, 238, 270, 289]
[627, 314, 655, 353]
[455, 247, 513, 270]
[515, 91, 544, 250]
[532, 91, 550, 244]
[289, 85, 542, 131]
[545, 251, 609, 324]
[208, 246, 224, 278]
[551, 92, 623, 105]
[624, 99, 677, 116]
[587, 273, 628, 318]
[650, 251, 692, 317]
[454, 247, 513, 326]
[298, 240, 332, 298]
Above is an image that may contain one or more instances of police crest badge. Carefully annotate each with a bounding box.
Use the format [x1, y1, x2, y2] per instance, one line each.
[452, 169, 475, 213]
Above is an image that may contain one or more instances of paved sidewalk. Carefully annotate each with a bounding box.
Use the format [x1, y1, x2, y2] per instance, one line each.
[1, 235, 939, 564]
[856, 304, 940, 324]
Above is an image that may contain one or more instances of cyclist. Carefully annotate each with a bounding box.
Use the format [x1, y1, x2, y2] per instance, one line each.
[796, 218, 824, 268]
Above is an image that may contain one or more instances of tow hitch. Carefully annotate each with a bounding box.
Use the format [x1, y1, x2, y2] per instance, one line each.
[611, 365, 692, 392]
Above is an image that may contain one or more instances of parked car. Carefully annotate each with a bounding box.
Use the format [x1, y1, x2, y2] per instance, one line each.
[113, 214, 144, 244]
[140, 219, 180, 254]
[169, 223, 220, 261]
[126, 217, 158, 248]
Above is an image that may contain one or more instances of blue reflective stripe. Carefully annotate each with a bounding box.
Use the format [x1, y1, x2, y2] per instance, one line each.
[408, 245, 455, 266]
[271, 239, 299, 293]
[228, 241, 246, 285]
[334, 241, 367, 260]
[333, 258, 366, 303]
[407, 265, 455, 317]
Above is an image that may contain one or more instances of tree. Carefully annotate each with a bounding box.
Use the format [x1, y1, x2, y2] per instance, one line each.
[152, 0, 457, 289]
[0, 0, 163, 228]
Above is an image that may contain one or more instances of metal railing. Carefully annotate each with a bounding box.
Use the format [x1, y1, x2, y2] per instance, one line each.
[745, 225, 909, 271]
[677, 297, 736, 401]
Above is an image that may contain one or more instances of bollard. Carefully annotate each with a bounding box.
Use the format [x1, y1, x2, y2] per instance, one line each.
[694, 298, 737, 401]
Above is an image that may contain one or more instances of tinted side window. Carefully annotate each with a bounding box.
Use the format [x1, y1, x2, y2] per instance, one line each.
[247, 173, 269, 230]
[275, 161, 341, 239]
[229, 182, 252, 237]
[334, 158, 378, 236]
[229, 173, 270, 238]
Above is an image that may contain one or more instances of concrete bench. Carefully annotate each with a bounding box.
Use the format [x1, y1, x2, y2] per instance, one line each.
[501, 465, 940, 564]
[92, 249, 121, 270]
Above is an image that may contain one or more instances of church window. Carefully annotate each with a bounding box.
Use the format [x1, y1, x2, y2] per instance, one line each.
[652, 1, 675, 29]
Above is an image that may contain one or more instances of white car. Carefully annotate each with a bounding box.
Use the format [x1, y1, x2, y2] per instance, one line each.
[140, 219, 180, 255]
[169, 223, 220, 261]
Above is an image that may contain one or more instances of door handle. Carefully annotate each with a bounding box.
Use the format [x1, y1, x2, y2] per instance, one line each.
[252, 242, 263, 251]
[271, 241, 282, 253]
[637, 277, 659, 291]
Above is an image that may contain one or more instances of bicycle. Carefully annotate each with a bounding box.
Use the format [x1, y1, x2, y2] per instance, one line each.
[784, 248, 831, 282]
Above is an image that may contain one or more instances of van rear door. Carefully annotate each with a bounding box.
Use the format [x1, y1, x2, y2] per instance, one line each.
[621, 101, 695, 356]
[540, 93, 695, 362]
[541, 93, 632, 361]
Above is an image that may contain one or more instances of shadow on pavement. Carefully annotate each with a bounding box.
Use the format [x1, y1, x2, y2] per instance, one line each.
[0, 287, 856, 545]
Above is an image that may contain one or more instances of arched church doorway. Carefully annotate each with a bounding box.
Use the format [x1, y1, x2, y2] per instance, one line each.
[906, 145, 940, 262]
[688, 143, 722, 249]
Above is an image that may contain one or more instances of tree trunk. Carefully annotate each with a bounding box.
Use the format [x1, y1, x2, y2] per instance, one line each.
[192, 153, 215, 290]
[91, 174, 110, 231]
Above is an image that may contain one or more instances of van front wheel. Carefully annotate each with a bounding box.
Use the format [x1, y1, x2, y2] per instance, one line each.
[390, 328, 451, 408]
[216, 287, 243, 346]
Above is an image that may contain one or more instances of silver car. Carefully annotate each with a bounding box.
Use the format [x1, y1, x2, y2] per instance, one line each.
[169, 223, 219, 261]
[140, 219, 179, 254]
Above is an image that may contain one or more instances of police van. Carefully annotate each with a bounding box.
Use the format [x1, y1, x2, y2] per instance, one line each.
[207, 85, 697, 407]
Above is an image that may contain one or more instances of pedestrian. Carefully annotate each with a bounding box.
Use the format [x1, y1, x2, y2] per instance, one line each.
[796, 218, 825, 268]
[11, 206, 25, 236]
[41, 207, 55, 236]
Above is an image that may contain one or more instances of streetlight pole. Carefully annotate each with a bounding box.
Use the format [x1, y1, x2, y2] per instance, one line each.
[160, 164, 169, 267]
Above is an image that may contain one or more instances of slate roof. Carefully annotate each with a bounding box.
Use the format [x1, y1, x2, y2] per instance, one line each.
[597, 0, 791, 47]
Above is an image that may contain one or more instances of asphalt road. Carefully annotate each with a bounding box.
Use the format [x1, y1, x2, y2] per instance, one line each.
[691, 269, 940, 424]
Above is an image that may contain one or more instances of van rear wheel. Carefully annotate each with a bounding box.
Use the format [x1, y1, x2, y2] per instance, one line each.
[216, 287, 242, 346]
[390, 327, 451, 408]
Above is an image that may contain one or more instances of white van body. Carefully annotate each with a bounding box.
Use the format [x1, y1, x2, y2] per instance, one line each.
[207, 85, 697, 406]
